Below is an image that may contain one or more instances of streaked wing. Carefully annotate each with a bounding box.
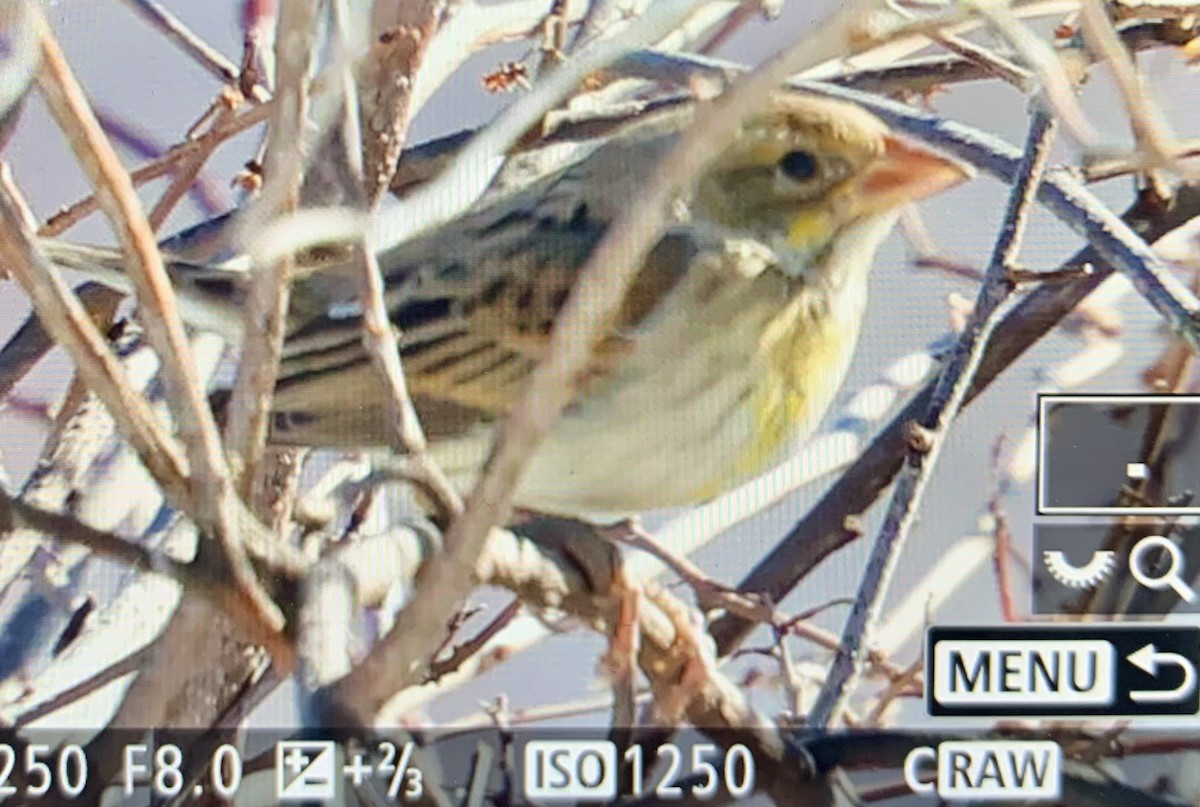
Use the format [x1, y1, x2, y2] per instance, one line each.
[271, 152, 697, 447]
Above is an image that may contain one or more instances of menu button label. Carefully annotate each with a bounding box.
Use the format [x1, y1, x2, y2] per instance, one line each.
[934, 639, 1115, 707]
[928, 626, 1200, 717]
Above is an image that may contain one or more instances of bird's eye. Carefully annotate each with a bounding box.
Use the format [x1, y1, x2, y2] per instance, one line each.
[777, 150, 819, 182]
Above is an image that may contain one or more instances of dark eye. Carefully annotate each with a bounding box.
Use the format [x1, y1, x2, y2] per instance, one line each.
[778, 150, 819, 182]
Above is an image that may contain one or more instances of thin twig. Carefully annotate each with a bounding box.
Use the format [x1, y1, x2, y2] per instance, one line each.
[929, 29, 1034, 90]
[13, 644, 156, 727]
[404, 0, 591, 124]
[535, 0, 571, 76]
[1112, 0, 1200, 20]
[330, 0, 461, 517]
[773, 627, 808, 721]
[356, 244, 464, 517]
[965, 1, 1099, 145]
[254, 447, 308, 536]
[698, 2, 761, 55]
[95, 107, 228, 217]
[40, 100, 271, 238]
[1079, 0, 1184, 184]
[860, 657, 924, 727]
[605, 573, 640, 727]
[608, 521, 775, 623]
[808, 110, 1058, 729]
[441, 691, 652, 733]
[146, 90, 240, 230]
[239, 0, 275, 98]
[367, 0, 744, 254]
[426, 598, 523, 682]
[990, 500, 1021, 623]
[0, 488, 202, 591]
[223, 0, 318, 499]
[1085, 139, 1200, 181]
[117, 0, 240, 86]
[886, 0, 1035, 90]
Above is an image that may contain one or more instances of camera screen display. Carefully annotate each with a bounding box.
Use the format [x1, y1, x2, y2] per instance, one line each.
[1, 1, 1198, 804]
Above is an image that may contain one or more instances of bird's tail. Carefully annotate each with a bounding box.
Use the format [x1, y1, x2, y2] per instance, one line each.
[38, 239, 249, 340]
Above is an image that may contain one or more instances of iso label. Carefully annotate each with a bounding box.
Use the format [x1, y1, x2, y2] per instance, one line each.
[524, 740, 755, 801]
[0, 743, 89, 799]
[525, 741, 617, 800]
[123, 743, 242, 800]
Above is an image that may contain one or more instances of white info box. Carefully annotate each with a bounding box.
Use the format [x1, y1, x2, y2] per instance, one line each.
[905, 741, 1063, 801]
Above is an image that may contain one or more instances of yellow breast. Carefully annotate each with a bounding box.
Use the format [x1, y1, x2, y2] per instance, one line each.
[688, 291, 850, 501]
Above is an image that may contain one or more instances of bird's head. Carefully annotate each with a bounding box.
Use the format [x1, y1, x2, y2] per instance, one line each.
[693, 93, 970, 266]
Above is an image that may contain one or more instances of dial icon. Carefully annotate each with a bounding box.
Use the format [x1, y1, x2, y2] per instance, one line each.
[1043, 549, 1117, 590]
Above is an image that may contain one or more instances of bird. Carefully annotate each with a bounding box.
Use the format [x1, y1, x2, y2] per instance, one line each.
[42, 90, 970, 518]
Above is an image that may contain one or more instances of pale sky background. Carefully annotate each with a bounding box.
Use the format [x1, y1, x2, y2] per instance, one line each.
[2, 0, 1200, 741]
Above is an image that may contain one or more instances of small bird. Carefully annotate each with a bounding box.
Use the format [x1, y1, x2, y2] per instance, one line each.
[43, 91, 969, 517]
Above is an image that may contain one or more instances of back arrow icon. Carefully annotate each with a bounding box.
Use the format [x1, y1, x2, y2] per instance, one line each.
[1128, 643, 1197, 703]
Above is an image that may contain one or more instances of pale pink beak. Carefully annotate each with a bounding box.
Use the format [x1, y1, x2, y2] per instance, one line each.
[851, 135, 972, 215]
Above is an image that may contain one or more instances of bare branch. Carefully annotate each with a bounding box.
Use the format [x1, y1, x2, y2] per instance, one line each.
[13, 644, 156, 728]
[0, 186, 190, 502]
[328, 0, 461, 517]
[0, 487, 191, 583]
[1079, 0, 1185, 181]
[426, 598, 523, 682]
[146, 90, 240, 230]
[117, 0, 240, 85]
[33, 10, 284, 634]
[1084, 138, 1200, 181]
[808, 109, 1060, 728]
[1112, 0, 1200, 20]
[40, 99, 271, 238]
[359, 0, 447, 203]
[964, 1, 1098, 144]
[222, 0, 319, 498]
[409, 0, 591, 116]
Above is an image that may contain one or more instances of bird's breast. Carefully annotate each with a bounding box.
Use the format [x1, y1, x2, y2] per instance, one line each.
[512, 240, 870, 515]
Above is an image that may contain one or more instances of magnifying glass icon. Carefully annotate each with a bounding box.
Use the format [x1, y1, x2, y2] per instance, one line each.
[1129, 535, 1198, 604]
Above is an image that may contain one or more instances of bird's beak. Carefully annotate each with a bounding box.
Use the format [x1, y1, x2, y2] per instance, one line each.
[849, 135, 972, 216]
